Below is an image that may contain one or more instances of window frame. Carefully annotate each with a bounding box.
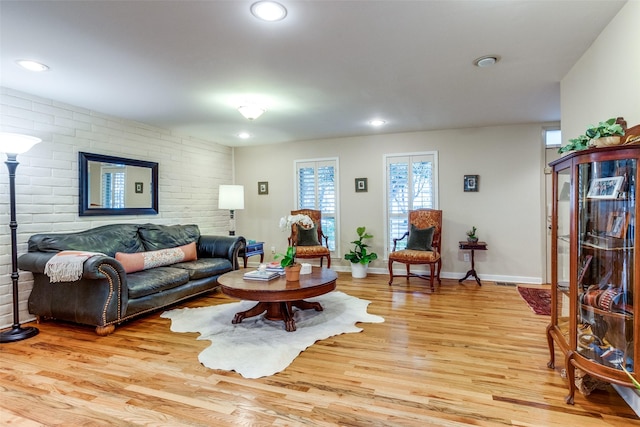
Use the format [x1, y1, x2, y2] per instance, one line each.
[383, 151, 439, 258]
[294, 157, 340, 256]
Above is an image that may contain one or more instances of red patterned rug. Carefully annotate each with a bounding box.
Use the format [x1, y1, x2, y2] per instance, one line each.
[517, 286, 551, 315]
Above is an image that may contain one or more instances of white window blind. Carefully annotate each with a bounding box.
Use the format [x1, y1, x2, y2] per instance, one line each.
[295, 159, 338, 252]
[385, 152, 438, 254]
[102, 169, 125, 208]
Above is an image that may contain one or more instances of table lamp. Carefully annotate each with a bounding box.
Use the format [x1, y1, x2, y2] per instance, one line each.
[218, 185, 244, 236]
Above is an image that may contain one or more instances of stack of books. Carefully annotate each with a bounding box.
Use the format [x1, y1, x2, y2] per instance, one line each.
[265, 261, 285, 276]
[243, 269, 281, 281]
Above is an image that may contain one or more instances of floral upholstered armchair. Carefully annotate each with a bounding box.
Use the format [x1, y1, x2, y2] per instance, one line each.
[288, 209, 331, 268]
[388, 209, 442, 291]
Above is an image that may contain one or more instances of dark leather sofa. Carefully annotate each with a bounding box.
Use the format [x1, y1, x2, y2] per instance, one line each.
[18, 223, 245, 335]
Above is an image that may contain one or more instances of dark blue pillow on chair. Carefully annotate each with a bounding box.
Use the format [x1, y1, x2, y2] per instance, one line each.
[406, 225, 435, 251]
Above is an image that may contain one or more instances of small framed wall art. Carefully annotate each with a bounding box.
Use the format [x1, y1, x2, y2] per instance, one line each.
[464, 175, 479, 192]
[135, 182, 143, 193]
[258, 181, 269, 195]
[355, 178, 368, 193]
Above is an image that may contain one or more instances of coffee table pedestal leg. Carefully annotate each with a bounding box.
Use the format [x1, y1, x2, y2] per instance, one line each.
[232, 300, 324, 332]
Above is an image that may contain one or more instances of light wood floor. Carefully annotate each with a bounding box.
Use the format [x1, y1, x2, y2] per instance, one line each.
[1, 274, 638, 426]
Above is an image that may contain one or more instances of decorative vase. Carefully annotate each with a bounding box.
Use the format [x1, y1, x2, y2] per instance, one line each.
[285, 264, 302, 282]
[467, 237, 478, 243]
[593, 136, 622, 148]
[350, 263, 368, 279]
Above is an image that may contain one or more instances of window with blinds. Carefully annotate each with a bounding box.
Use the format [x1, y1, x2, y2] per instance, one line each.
[295, 159, 338, 252]
[102, 171, 125, 208]
[385, 152, 438, 255]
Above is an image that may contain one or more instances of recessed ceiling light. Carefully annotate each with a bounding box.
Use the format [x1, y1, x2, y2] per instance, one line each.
[473, 55, 500, 68]
[369, 119, 386, 127]
[238, 105, 266, 120]
[16, 60, 49, 72]
[251, 1, 287, 21]
[237, 132, 251, 139]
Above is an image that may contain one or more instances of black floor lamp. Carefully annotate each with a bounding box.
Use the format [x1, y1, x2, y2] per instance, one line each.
[0, 132, 41, 343]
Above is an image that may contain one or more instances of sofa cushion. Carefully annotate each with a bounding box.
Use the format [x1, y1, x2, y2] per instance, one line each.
[138, 224, 200, 251]
[115, 242, 197, 273]
[127, 267, 190, 299]
[27, 224, 145, 257]
[171, 258, 233, 280]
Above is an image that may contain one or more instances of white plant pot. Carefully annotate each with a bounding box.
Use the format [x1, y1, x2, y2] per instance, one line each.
[350, 262, 368, 278]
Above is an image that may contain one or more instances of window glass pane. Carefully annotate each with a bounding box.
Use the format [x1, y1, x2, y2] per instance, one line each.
[295, 159, 338, 252]
[385, 152, 438, 255]
[546, 129, 562, 147]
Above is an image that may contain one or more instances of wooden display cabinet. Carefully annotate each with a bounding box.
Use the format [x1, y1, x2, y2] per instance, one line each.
[547, 145, 639, 404]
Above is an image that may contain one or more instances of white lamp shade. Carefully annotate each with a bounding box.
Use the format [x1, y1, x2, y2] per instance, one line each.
[0, 132, 41, 155]
[218, 185, 245, 210]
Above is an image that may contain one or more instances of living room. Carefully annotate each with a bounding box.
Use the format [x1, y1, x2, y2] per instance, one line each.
[1, 1, 639, 424]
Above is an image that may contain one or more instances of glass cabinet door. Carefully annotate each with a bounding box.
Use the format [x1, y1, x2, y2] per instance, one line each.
[576, 158, 635, 375]
[555, 166, 571, 344]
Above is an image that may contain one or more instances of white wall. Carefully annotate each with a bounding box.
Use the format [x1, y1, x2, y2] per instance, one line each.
[561, 0, 640, 140]
[0, 87, 234, 328]
[234, 123, 546, 284]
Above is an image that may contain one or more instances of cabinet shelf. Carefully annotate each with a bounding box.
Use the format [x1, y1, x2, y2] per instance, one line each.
[579, 303, 632, 321]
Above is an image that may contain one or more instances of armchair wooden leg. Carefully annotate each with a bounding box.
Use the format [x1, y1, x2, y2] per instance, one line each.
[429, 264, 436, 292]
[388, 259, 394, 285]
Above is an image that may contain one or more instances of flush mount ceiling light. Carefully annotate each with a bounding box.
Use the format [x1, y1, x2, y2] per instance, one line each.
[473, 55, 500, 68]
[251, 1, 287, 21]
[16, 59, 49, 72]
[237, 105, 266, 120]
[237, 132, 251, 139]
[369, 119, 386, 127]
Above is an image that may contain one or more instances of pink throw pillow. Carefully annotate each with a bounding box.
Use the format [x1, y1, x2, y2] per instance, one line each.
[116, 242, 197, 273]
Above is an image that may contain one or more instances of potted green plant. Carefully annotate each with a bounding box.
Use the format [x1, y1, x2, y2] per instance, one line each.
[275, 214, 313, 281]
[344, 226, 378, 278]
[558, 134, 590, 154]
[466, 226, 478, 243]
[558, 118, 625, 153]
[585, 118, 625, 147]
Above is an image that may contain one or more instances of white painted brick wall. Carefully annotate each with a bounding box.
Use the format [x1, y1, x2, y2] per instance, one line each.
[0, 87, 234, 329]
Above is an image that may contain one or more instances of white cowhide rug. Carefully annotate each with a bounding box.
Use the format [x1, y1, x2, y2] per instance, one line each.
[161, 291, 384, 378]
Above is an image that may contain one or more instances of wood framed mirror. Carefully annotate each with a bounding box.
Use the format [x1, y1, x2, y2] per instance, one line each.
[79, 152, 159, 216]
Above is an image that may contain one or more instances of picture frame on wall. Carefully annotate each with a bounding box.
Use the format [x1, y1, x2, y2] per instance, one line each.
[463, 175, 478, 192]
[355, 178, 368, 192]
[587, 176, 624, 199]
[135, 182, 143, 193]
[258, 181, 269, 195]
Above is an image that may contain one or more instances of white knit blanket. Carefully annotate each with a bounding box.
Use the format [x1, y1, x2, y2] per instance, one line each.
[44, 251, 105, 283]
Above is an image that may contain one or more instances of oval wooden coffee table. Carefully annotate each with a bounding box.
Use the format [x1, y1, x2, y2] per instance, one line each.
[218, 267, 337, 332]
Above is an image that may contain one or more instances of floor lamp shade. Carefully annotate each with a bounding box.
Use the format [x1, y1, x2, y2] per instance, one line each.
[218, 185, 244, 236]
[0, 132, 41, 343]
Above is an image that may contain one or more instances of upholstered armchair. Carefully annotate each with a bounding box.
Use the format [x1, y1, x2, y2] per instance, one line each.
[388, 209, 442, 291]
[289, 209, 331, 267]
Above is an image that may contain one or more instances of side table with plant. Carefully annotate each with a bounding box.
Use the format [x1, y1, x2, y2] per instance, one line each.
[344, 226, 378, 278]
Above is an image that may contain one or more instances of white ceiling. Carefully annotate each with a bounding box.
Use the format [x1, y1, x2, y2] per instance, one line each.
[0, 1, 626, 147]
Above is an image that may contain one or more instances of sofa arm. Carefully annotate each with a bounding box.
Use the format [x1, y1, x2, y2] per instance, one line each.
[197, 235, 246, 270]
[18, 252, 127, 280]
